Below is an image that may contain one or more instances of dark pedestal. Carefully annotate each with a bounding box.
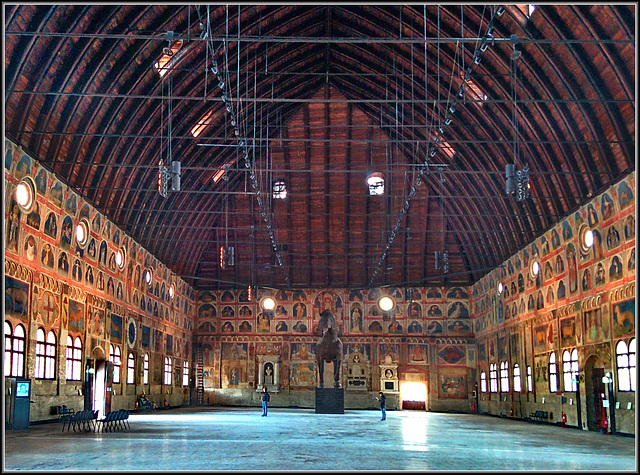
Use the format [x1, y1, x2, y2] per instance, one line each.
[315, 388, 344, 414]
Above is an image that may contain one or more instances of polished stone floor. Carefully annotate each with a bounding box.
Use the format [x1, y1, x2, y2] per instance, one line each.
[4, 406, 636, 471]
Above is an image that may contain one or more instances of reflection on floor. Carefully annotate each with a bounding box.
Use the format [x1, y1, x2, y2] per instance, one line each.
[4, 406, 636, 471]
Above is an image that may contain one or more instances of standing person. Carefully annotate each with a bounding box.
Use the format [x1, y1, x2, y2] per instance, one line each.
[376, 391, 386, 421]
[261, 386, 270, 417]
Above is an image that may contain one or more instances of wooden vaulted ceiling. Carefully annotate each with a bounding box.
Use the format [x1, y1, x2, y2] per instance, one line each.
[4, 4, 635, 291]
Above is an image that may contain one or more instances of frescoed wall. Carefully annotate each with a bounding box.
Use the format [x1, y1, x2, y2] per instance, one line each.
[4, 138, 196, 421]
[5, 136, 635, 432]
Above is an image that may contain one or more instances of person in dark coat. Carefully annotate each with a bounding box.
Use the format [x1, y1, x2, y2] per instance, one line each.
[261, 386, 270, 417]
[376, 391, 386, 420]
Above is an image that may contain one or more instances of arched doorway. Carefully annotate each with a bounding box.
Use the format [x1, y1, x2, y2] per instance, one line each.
[583, 354, 606, 431]
[86, 346, 111, 418]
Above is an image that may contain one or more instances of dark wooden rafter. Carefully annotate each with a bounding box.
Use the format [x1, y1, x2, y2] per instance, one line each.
[4, 4, 635, 290]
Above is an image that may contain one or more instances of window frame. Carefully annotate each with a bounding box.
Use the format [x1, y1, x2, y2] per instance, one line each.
[35, 328, 57, 380]
[127, 352, 135, 384]
[489, 363, 498, 393]
[143, 353, 149, 385]
[164, 356, 172, 385]
[513, 363, 522, 393]
[500, 360, 510, 393]
[549, 352, 558, 393]
[65, 335, 82, 381]
[5, 321, 26, 377]
[562, 349, 579, 392]
[527, 365, 533, 393]
[480, 371, 487, 393]
[616, 338, 636, 392]
[183, 360, 189, 387]
[109, 344, 122, 384]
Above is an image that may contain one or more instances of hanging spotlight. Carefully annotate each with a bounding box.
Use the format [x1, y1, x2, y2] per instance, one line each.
[496, 6, 505, 16]
[444, 117, 452, 126]
[171, 161, 181, 191]
[218, 79, 225, 89]
[505, 163, 516, 195]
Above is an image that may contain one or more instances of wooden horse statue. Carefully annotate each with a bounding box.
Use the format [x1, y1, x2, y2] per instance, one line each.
[316, 309, 343, 388]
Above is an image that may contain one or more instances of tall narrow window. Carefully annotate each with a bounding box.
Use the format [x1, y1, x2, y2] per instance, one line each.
[527, 365, 533, 393]
[513, 364, 522, 392]
[489, 363, 498, 393]
[5, 322, 26, 377]
[127, 353, 135, 384]
[183, 361, 189, 387]
[500, 361, 510, 393]
[480, 371, 487, 393]
[617, 339, 636, 392]
[36, 329, 56, 379]
[65, 336, 82, 381]
[164, 357, 172, 385]
[549, 352, 558, 393]
[563, 349, 579, 392]
[143, 353, 149, 385]
[109, 344, 121, 384]
[35, 329, 46, 378]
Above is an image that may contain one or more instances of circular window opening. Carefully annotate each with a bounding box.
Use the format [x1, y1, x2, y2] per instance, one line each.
[367, 172, 385, 195]
[497, 282, 504, 295]
[144, 269, 153, 285]
[579, 225, 594, 253]
[169, 284, 175, 299]
[261, 297, 276, 311]
[76, 219, 90, 248]
[115, 247, 126, 270]
[530, 258, 540, 278]
[378, 296, 395, 312]
[15, 176, 36, 213]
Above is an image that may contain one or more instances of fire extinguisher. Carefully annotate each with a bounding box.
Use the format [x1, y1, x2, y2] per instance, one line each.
[135, 399, 139, 409]
[561, 412, 567, 427]
[601, 417, 609, 434]
[509, 407, 514, 417]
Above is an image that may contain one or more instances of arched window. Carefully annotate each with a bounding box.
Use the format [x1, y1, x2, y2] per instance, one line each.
[143, 353, 149, 385]
[489, 363, 498, 393]
[164, 357, 172, 385]
[5, 321, 26, 377]
[109, 344, 121, 383]
[500, 361, 510, 393]
[548, 352, 558, 393]
[527, 365, 533, 393]
[183, 361, 189, 387]
[65, 336, 82, 381]
[127, 353, 135, 384]
[480, 371, 487, 393]
[616, 339, 636, 392]
[36, 329, 57, 379]
[513, 364, 521, 392]
[562, 349, 579, 392]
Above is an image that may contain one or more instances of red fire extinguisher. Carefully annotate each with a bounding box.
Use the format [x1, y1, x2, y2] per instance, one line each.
[601, 417, 609, 434]
[561, 412, 567, 427]
[509, 407, 514, 417]
[135, 399, 139, 409]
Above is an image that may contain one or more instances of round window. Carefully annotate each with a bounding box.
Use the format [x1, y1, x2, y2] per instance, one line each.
[378, 296, 395, 312]
[15, 176, 36, 213]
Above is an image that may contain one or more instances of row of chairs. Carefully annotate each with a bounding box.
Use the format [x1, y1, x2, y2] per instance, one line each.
[529, 410, 549, 422]
[98, 410, 131, 432]
[62, 410, 98, 432]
